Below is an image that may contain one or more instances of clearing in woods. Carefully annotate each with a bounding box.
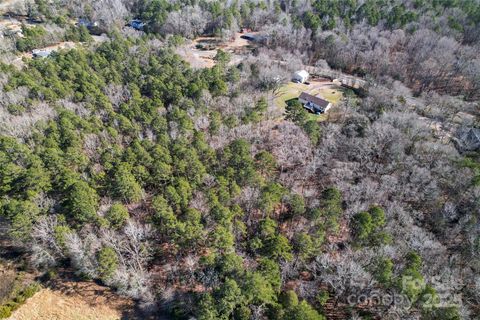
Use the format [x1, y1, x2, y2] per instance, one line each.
[8, 280, 137, 320]
[176, 32, 255, 68]
[274, 79, 346, 121]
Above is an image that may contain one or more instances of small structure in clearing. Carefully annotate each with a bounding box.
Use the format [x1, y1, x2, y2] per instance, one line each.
[27, 42, 76, 59]
[32, 48, 52, 58]
[298, 91, 332, 114]
[77, 18, 103, 35]
[240, 33, 258, 41]
[292, 70, 309, 84]
[239, 32, 268, 43]
[128, 19, 145, 31]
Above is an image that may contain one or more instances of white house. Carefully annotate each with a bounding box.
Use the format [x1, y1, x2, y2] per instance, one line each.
[298, 92, 332, 114]
[292, 70, 309, 83]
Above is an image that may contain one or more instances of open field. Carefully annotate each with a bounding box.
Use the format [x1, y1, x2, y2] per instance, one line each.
[1, 218, 139, 320]
[274, 79, 345, 121]
[8, 281, 136, 320]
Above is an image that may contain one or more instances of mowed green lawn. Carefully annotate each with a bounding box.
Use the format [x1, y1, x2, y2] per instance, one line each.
[274, 81, 344, 122]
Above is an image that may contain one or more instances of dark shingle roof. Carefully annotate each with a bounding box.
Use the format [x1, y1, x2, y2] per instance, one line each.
[299, 92, 330, 108]
[458, 127, 480, 151]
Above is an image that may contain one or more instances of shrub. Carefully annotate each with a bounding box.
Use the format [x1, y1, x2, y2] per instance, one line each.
[316, 290, 329, 306]
[374, 258, 394, 285]
[0, 306, 12, 319]
[16, 26, 48, 52]
[21, 283, 40, 299]
[6, 104, 26, 115]
[0, 283, 40, 319]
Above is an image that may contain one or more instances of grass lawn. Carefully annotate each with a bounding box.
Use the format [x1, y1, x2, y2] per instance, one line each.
[274, 81, 345, 122]
[315, 87, 343, 104]
[274, 82, 306, 109]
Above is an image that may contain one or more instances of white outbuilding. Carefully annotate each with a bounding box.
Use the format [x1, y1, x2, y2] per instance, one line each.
[292, 70, 309, 83]
[32, 49, 52, 58]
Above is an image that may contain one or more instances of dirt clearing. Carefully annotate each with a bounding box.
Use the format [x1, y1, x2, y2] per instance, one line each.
[8, 281, 136, 320]
[20, 41, 77, 59]
[176, 32, 255, 68]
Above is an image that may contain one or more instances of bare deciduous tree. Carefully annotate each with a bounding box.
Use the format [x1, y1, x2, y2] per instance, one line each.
[31, 215, 64, 268]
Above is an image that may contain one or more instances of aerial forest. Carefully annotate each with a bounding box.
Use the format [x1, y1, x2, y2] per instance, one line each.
[0, 0, 479, 319]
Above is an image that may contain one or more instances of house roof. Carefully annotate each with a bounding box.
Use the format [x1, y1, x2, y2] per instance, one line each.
[32, 49, 52, 58]
[459, 127, 480, 150]
[241, 33, 267, 42]
[299, 92, 330, 108]
[130, 19, 145, 27]
[78, 19, 98, 28]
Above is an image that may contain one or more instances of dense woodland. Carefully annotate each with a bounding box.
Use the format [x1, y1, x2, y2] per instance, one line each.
[0, 0, 479, 319]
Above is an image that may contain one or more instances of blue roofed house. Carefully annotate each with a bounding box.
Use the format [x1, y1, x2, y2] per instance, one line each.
[129, 19, 145, 31]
